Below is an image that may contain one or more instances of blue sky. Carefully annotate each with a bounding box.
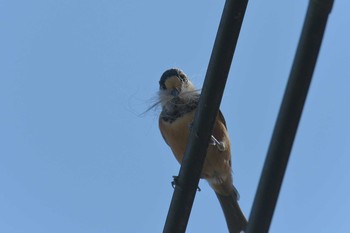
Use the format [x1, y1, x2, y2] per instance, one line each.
[1, 1, 349, 233]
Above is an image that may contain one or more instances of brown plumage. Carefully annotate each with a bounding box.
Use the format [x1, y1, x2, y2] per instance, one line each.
[158, 68, 247, 233]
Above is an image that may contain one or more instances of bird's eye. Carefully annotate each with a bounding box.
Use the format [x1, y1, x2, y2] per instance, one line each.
[159, 83, 166, 90]
[179, 73, 187, 83]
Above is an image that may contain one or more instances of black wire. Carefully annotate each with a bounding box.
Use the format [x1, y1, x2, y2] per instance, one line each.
[246, 1, 334, 232]
[162, 0, 248, 233]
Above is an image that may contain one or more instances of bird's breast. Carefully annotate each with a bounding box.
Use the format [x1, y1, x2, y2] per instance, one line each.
[159, 110, 196, 164]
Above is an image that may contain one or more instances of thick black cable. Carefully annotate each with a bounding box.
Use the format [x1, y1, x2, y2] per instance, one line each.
[162, 0, 248, 232]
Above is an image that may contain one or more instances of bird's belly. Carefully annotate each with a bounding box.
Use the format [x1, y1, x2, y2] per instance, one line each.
[159, 111, 231, 181]
[159, 111, 195, 164]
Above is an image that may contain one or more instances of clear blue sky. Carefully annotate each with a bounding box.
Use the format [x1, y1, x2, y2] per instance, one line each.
[1, 1, 349, 233]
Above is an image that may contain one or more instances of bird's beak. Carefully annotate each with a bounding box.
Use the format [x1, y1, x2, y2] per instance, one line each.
[171, 88, 180, 97]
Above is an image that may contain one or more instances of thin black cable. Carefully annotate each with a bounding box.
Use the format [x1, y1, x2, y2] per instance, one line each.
[246, 1, 334, 232]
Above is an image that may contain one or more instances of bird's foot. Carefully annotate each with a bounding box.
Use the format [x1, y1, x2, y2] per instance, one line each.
[171, 176, 179, 188]
[188, 122, 194, 130]
[171, 175, 201, 192]
[189, 124, 225, 151]
[210, 135, 225, 151]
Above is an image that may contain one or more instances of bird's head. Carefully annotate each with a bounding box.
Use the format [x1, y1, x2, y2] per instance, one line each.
[158, 68, 197, 109]
[158, 68, 200, 116]
[159, 68, 191, 96]
[158, 68, 198, 110]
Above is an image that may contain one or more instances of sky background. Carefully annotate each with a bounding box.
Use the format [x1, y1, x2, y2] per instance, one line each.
[1, 1, 349, 233]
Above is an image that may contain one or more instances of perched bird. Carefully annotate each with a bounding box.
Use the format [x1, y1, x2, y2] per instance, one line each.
[158, 68, 247, 233]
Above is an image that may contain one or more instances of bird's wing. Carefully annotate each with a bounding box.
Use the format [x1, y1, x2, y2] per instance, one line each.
[218, 110, 227, 130]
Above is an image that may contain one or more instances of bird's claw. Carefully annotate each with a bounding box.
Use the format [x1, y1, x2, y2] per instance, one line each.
[171, 176, 179, 188]
[188, 122, 194, 130]
[171, 175, 201, 192]
[210, 135, 225, 151]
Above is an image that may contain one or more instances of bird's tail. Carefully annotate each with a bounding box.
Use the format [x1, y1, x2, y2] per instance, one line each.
[215, 190, 248, 233]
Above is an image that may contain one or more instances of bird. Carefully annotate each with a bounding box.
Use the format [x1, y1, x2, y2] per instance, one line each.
[157, 68, 248, 233]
